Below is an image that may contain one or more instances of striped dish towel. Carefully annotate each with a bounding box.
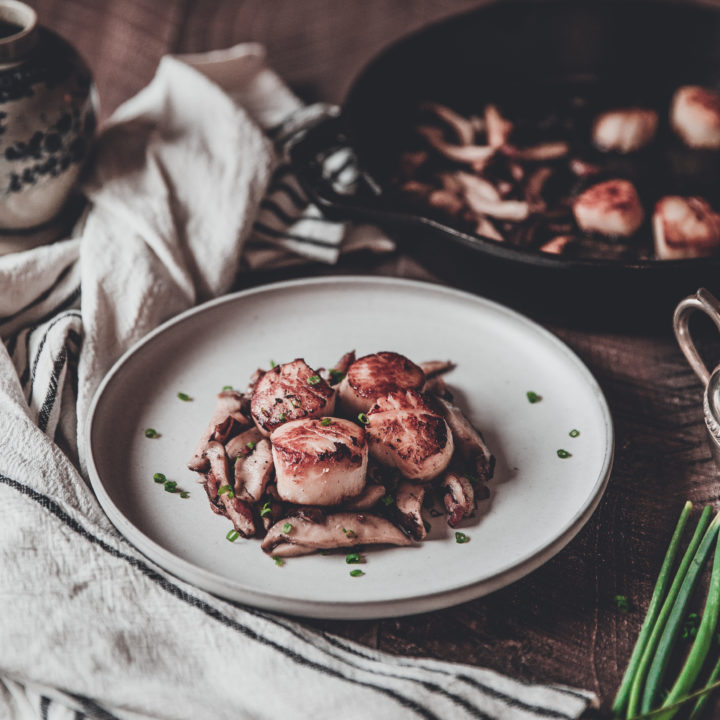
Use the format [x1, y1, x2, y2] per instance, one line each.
[0, 44, 597, 720]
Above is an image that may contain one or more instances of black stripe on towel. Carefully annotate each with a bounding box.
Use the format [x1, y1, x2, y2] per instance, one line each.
[253, 222, 339, 249]
[0, 474, 440, 720]
[259, 198, 336, 227]
[37, 347, 67, 432]
[40, 696, 51, 720]
[0, 262, 75, 327]
[21, 310, 81, 391]
[269, 180, 308, 210]
[315, 629, 578, 720]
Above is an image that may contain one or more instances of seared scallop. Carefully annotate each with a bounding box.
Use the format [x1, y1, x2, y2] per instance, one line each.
[671, 86, 720, 149]
[250, 359, 335, 435]
[653, 196, 720, 259]
[592, 108, 658, 153]
[573, 179, 644, 238]
[270, 417, 368, 506]
[365, 390, 453, 481]
[337, 351, 425, 416]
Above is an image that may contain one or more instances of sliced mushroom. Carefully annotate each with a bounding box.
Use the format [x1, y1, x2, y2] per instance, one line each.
[225, 426, 264, 460]
[524, 166, 553, 210]
[419, 360, 455, 378]
[441, 471, 475, 528]
[416, 125, 495, 171]
[653, 196, 720, 259]
[423, 374, 453, 400]
[234, 437, 274, 503]
[187, 391, 247, 471]
[539, 235, 575, 255]
[204, 441, 255, 537]
[341, 483, 386, 510]
[474, 216, 505, 242]
[569, 158, 602, 178]
[395, 480, 427, 540]
[455, 172, 502, 203]
[592, 108, 658, 153]
[436, 397, 495, 483]
[398, 151, 429, 179]
[485, 104, 513, 148]
[428, 189, 465, 216]
[421, 101, 475, 145]
[261, 512, 413, 557]
[463, 192, 530, 222]
[671, 86, 720, 149]
[573, 179, 644, 238]
[503, 141, 570, 162]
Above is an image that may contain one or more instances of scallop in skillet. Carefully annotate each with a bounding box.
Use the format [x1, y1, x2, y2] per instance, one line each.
[337, 351, 425, 416]
[364, 389, 453, 482]
[250, 358, 335, 436]
[270, 417, 368, 506]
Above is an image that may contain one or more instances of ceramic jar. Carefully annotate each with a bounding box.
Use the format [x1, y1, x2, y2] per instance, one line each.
[0, 0, 96, 254]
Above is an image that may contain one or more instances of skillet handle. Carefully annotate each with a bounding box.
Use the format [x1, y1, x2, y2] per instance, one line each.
[285, 112, 429, 229]
[673, 288, 720, 385]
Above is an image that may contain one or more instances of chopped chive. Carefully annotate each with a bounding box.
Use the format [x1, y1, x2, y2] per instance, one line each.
[222, 385, 234, 391]
[329, 369, 345, 383]
[463, 473, 481, 484]
[274, 557, 284, 567]
[279, 413, 287, 422]
[526, 391, 542, 404]
[321, 417, 333, 426]
[320, 550, 332, 556]
[270, 360, 276, 368]
[349, 569, 364, 577]
[217, 485, 235, 499]
[180, 491, 190, 499]
[307, 375, 321, 385]
[177, 392, 192, 402]
[345, 552, 362, 564]
[290, 399, 301, 408]
[358, 412, 369, 425]
[614, 594, 629, 612]
[226, 529, 240, 542]
[455, 531, 469, 544]
[282, 522, 293, 534]
[569, 429, 580, 438]
[261, 407, 270, 417]
[260, 500, 272, 517]
[144, 428, 159, 438]
[164, 480, 177, 493]
[429, 508, 443, 518]
[557, 449, 571, 459]
[246, 441, 256, 451]
[381, 495, 394, 507]
[153, 472, 166, 484]
[342, 528, 356, 539]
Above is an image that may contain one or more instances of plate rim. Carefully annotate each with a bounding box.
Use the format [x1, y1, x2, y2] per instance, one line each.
[84, 275, 614, 619]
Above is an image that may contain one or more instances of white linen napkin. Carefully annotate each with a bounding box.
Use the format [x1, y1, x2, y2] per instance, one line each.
[0, 44, 597, 720]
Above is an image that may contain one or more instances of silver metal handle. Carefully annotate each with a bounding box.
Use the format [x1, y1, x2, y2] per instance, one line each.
[673, 288, 720, 385]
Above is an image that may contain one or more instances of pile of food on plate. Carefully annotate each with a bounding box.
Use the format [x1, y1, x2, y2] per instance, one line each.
[187, 351, 495, 558]
[392, 85, 720, 261]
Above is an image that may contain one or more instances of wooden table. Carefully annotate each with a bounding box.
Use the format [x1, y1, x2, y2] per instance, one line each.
[27, 0, 720, 713]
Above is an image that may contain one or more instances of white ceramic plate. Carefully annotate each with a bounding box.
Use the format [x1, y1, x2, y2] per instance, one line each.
[86, 277, 613, 619]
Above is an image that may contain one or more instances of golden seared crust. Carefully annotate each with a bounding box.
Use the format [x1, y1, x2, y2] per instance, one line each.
[346, 352, 425, 400]
[653, 196, 720, 259]
[271, 418, 366, 469]
[671, 86, 720, 149]
[270, 417, 368, 505]
[366, 390, 453, 480]
[250, 358, 335, 434]
[573, 179, 644, 238]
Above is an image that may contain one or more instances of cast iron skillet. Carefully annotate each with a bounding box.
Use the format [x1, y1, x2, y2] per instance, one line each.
[289, 0, 720, 329]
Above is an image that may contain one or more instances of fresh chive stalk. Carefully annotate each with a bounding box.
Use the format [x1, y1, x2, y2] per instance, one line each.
[688, 655, 720, 719]
[625, 505, 711, 718]
[656, 519, 720, 719]
[612, 502, 693, 716]
[641, 510, 720, 713]
[627, 677, 720, 719]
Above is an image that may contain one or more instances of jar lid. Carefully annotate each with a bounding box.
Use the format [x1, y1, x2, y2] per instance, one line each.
[0, 0, 37, 62]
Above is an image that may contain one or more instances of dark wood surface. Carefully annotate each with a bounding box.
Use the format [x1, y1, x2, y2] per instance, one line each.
[26, 0, 720, 713]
